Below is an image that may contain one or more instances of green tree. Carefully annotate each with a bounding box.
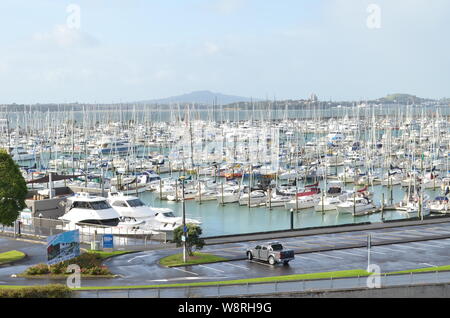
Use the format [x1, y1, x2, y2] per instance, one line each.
[173, 224, 205, 257]
[0, 149, 28, 226]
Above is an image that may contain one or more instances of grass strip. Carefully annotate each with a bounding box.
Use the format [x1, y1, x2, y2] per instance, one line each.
[87, 250, 134, 260]
[387, 265, 450, 275]
[74, 269, 370, 290]
[0, 250, 26, 265]
[159, 252, 228, 267]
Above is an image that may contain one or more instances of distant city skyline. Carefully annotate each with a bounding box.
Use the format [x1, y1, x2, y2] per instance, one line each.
[0, 0, 449, 104]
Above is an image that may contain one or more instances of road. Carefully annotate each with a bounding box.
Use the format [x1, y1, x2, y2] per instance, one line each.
[2, 221, 450, 288]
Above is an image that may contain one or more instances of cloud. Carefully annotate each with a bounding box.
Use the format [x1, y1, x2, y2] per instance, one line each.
[33, 25, 99, 49]
[204, 42, 221, 55]
[213, 0, 246, 14]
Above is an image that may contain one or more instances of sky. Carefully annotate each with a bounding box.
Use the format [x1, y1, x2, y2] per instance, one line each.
[0, 0, 449, 104]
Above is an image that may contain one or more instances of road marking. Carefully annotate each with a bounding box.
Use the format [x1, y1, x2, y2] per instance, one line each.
[380, 232, 420, 239]
[404, 230, 428, 237]
[375, 246, 404, 252]
[295, 255, 317, 261]
[127, 254, 149, 263]
[225, 263, 249, 270]
[198, 265, 225, 273]
[420, 263, 438, 268]
[171, 267, 199, 276]
[425, 228, 450, 235]
[393, 244, 428, 251]
[432, 240, 450, 246]
[334, 250, 364, 257]
[314, 253, 343, 260]
[369, 250, 386, 255]
[249, 260, 275, 267]
[413, 242, 446, 249]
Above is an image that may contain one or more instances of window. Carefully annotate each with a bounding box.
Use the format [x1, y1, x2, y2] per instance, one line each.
[255, 246, 261, 250]
[127, 199, 145, 207]
[90, 201, 112, 210]
[262, 246, 267, 251]
[72, 201, 90, 209]
[112, 201, 128, 208]
[78, 218, 119, 226]
[271, 244, 283, 251]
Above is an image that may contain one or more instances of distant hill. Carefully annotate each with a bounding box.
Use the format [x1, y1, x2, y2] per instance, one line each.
[136, 90, 259, 105]
[375, 94, 435, 104]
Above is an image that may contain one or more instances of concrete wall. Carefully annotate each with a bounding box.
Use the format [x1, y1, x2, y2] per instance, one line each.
[246, 283, 450, 298]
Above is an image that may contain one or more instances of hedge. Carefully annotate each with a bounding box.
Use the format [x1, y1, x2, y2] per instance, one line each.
[0, 285, 72, 298]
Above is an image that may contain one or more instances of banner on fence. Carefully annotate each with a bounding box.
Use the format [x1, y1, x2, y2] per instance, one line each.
[47, 229, 80, 265]
[103, 234, 114, 249]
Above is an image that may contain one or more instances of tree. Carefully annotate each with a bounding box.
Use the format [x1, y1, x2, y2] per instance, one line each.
[0, 149, 28, 226]
[173, 224, 205, 257]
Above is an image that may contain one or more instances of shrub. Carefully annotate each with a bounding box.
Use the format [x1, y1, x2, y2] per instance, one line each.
[49, 262, 66, 274]
[84, 266, 111, 276]
[63, 253, 102, 269]
[0, 285, 71, 298]
[25, 264, 50, 275]
[24, 252, 111, 276]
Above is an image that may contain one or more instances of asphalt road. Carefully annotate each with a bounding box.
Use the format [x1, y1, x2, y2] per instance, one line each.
[3, 221, 450, 288]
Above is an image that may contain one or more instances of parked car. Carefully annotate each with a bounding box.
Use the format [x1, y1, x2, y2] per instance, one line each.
[246, 242, 295, 265]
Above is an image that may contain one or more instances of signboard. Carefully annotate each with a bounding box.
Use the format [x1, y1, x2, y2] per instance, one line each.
[103, 234, 114, 249]
[47, 230, 80, 265]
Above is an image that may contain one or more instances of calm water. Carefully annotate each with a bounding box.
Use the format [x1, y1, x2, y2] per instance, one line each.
[138, 180, 442, 237]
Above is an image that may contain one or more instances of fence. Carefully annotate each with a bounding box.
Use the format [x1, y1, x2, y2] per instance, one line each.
[74, 270, 450, 298]
[1, 216, 168, 249]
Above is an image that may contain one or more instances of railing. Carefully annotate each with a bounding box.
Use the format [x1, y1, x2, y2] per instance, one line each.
[0, 217, 168, 249]
[73, 270, 450, 298]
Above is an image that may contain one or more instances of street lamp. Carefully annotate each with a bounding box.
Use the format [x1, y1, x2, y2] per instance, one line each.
[290, 208, 294, 230]
[38, 213, 43, 236]
[179, 176, 187, 263]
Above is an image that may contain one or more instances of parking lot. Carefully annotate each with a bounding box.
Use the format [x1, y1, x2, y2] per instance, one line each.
[2, 222, 450, 288]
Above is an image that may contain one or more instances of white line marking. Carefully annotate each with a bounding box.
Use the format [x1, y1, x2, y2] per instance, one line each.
[431, 240, 450, 246]
[375, 246, 405, 252]
[421, 263, 438, 268]
[314, 253, 343, 260]
[393, 244, 428, 251]
[425, 229, 450, 235]
[171, 267, 199, 276]
[198, 265, 225, 273]
[369, 250, 386, 255]
[127, 254, 149, 263]
[413, 242, 446, 249]
[295, 255, 317, 261]
[249, 260, 275, 267]
[334, 250, 364, 257]
[381, 232, 420, 238]
[225, 263, 250, 270]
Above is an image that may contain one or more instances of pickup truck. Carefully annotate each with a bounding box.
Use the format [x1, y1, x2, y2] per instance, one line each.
[246, 242, 295, 265]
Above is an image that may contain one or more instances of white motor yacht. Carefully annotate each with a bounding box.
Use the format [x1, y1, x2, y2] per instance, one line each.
[58, 193, 150, 234]
[107, 192, 201, 234]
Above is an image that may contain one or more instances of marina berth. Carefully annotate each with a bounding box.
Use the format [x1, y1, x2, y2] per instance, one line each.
[3, 101, 450, 237]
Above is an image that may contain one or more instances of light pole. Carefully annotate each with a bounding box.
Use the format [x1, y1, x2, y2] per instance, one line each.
[179, 176, 187, 263]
